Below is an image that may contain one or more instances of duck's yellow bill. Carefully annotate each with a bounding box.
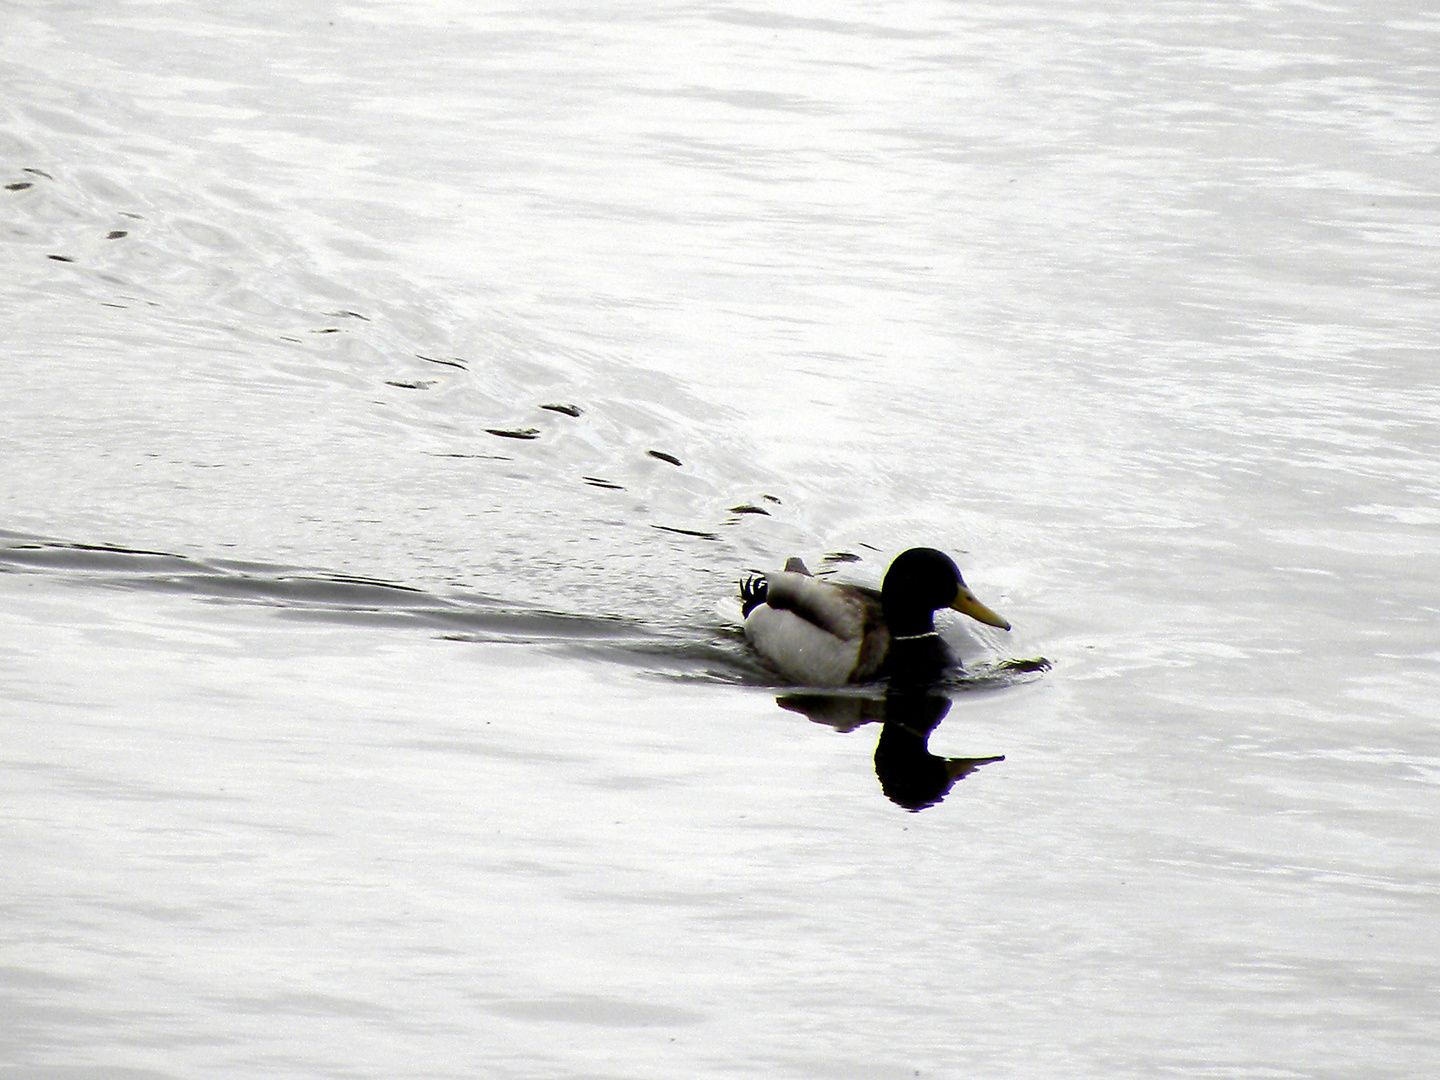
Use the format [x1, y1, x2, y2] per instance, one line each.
[950, 586, 1011, 631]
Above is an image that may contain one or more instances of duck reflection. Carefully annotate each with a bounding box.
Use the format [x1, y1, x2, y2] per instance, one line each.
[775, 688, 1004, 811]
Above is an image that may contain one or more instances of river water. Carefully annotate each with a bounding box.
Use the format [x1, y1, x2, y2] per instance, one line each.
[2, 2, 1437, 1077]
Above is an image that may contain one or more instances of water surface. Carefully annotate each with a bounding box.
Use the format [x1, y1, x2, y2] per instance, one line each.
[2, 1, 1437, 1076]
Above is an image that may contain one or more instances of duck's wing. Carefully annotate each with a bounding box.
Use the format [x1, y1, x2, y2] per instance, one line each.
[761, 571, 875, 641]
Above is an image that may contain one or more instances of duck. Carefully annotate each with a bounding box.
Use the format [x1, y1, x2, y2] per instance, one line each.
[738, 547, 1010, 687]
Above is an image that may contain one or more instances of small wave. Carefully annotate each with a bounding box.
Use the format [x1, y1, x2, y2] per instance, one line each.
[0, 528, 644, 644]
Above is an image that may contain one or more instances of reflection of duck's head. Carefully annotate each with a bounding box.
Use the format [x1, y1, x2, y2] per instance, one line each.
[875, 691, 1004, 811]
[740, 547, 1009, 687]
[768, 689, 1005, 810]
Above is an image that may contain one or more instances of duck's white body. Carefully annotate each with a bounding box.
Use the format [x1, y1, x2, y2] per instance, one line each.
[742, 565, 889, 687]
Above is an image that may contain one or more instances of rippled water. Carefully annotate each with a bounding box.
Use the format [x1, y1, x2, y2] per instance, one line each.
[3, 1, 1438, 1077]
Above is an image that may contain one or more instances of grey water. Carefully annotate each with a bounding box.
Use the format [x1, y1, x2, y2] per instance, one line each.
[2, 2, 1437, 1077]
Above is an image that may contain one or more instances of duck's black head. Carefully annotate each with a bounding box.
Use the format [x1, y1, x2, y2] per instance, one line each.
[881, 548, 962, 630]
[881, 547, 1011, 638]
[876, 548, 1009, 687]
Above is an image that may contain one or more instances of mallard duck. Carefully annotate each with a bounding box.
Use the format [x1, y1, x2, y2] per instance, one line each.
[739, 547, 1010, 686]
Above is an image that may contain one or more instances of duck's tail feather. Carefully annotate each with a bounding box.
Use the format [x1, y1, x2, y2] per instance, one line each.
[739, 575, 768, 617]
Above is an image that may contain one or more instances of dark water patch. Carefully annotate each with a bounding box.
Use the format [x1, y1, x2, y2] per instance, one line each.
[0, 965, 90, 992]
[0, 539, 197, 575]
[428, 451, 513, 460]
[562, 630, 774, 686]
[646, 450, 683, 466]
[187, 571, 649, 645]
[0, 529, 729, 665]
[650, 524, 720, 540]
